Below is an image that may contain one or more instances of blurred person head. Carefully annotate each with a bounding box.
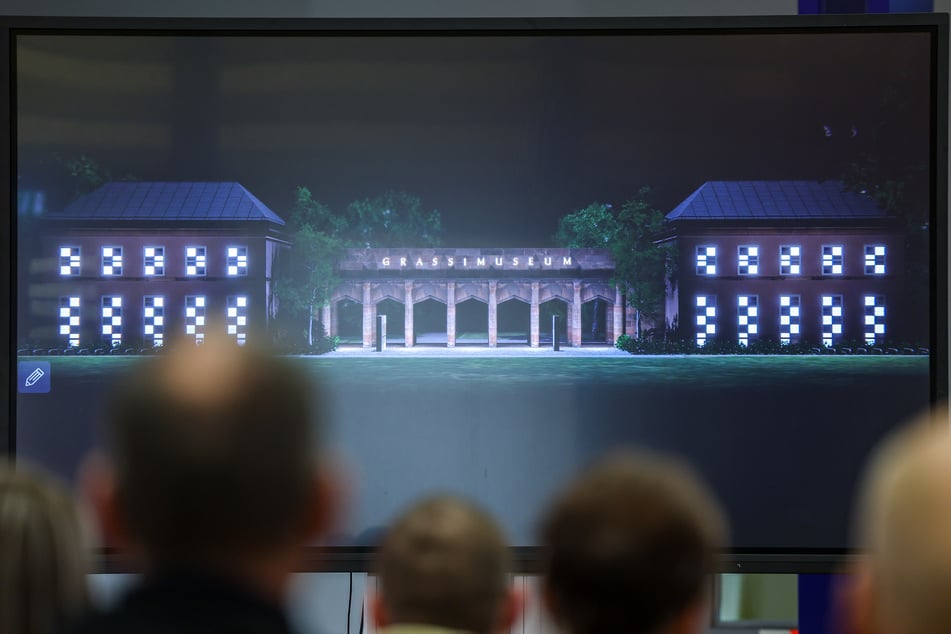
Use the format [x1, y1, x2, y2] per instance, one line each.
[85, 337, 336, 598]
[845, 407, 951, 634]
[0, 460, 89, 634]
[540, 451, 726, 634]
[372, 495, 521, 634]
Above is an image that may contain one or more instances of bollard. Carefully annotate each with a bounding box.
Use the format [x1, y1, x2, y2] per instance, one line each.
[376, 314, 387, 352]
[552, 314, 560, 351]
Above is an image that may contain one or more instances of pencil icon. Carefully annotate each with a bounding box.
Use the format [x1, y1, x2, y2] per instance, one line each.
[24, 368, 45, 387]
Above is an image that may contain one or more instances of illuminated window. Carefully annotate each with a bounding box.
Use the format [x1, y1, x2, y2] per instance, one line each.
[821, 294, 843, 347]
[101, 296, 123, 347]
[186, 246, 207, 276]
[737, 295, 758, 346]
[227, 246, 248, 276]
[780, 245, 801, 276]
[59, 296, 81, 347]
[59, 246, 81, 276]
[738, 246, 759, 276]
[696, 246, 717, 276]
[143, 296, 165, 347]
[101, 246, 123, 276]
[144, 246, 165, 276]
[865, 245, 886, 275]
[864, 295, 886, 345]
[779, 295, 801, 345]
[822, 245, 844, 276]
[185, 295, 206, 343]
[227, 295, 248, 345]
[695, 295, 717, 347]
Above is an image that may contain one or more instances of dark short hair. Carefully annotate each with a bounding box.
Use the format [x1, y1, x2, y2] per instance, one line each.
[540, 452, 726, 634]
[108, 341, 322, 563]
[377, 495, 511, 634]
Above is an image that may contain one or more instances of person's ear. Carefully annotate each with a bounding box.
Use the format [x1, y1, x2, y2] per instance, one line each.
[840, 558, 877, 634]
[496, 584, 526, 633]
[370, 591, 390, 628]
[78, 451, 128, 548]
[666, 595, 709, 634]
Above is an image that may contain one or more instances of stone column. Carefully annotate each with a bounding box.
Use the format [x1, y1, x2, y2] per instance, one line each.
[446, 281, 456, 348]
[321, 304, 331, 338]
[530, 281, 540, 348]
[571, 280, 582, 347]
[362, 282, 374, 349]
[404, 280, 414, 347]
[330, 300, 339, 338]
[488, 280, 498, 347]
[612, 285, 624, 343]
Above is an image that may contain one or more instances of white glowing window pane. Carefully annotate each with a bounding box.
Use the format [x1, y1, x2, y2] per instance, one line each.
[823, 316, 833, 325]
[187, 247, 196, 257]
[748, 265, 758, 274]
[145, 267, 155, 275]
[60, 325, 70, 335]
[865, 316, 875, 325]
[145, 325, 154, 335]
[237, 297, 247, 307]
[823, 296, 832, 306]
[832, 265, 842, 275]
[791, 247, 800, 256]
[186, 308, 196, 317]
[875, 265, 884, 274]
[102, 325, 112, 335]
[781, 316, 790, 325]
[739, 296, 748, 306]
[706, 266, 716, 275]
[790, 265, 800, 274]
[750, 247, 759, 256]
[103, 267, 113, 275]
[832, 307, 842, 317]
[865, 296, 875, 306]
[228, 307, 238, 317]
[697, 296, 706, 307]
[155, 297, 164, 307]
[111, 298, 121, 307]
[749, 325, 757, 334]
[228, 267, 238, 276]
[832, 325, 842, 334]
[832, 246, 842, 256]
[187, 266, 197, 275]
[696, 316, 706, 325]
[790, 307, 799, 316]
[791, 325, 800, 334]
[228, 325, 237, 334]
[68, 298, 80, 309]
[113, 317, 122, 326]
[103, 247, 112, 257]
[706, 325, 716, 334]
[60, 266, 71, 275]
[780, 296, 790, 306]
[70, 316, 79, 326]
[103, 308, 112, 317]
[229, 247, 238, 257]
[196, 297, 205, 307]
[739, 316, 748, 325]
[146, 247, 155, 257]
[186, 325, 195, 334]
[875, 324, 885, 334]
[196, 317, 205, 326]
[61, 247, 72, 256]
[707, 247, 716, 256]
[145, 308, 154, 318]
[748, 307, 757, 317]
[875, 307, 885, 317]
[706, 307, 715, 317]
[155, 316, 164, 326]
[237, 316, 246, 326]
[60, 307, 71, 318]
[876, 246, 885, 255]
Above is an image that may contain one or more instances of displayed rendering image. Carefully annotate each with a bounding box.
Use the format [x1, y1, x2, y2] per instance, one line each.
[13, 27, 936, 548]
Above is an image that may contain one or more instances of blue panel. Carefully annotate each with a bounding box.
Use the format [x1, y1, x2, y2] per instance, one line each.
[888, 0, 933, 11]
[799, 0, 822, 13]
[799, 574, 841, 634]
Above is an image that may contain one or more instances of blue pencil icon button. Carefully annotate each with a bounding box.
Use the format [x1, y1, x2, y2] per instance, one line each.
[18, 362, 51, 394]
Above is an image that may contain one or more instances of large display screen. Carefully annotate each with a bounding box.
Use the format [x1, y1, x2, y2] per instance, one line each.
[9, 18, 947, 557]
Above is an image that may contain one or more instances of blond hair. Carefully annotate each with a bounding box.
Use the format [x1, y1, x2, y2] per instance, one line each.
[0, 460, 89, 634]
[853, 408, 951, 634]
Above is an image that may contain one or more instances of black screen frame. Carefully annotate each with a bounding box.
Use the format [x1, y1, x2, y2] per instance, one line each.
[2, 13, 948, 574]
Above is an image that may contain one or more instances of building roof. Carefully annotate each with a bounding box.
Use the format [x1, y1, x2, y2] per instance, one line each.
[666, 180, 888, 221]
[49, 182, 286, 225]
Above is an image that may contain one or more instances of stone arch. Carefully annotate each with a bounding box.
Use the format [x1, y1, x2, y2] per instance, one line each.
[412, 281, 449, 305]
[581, 281, 615, 304]
[454, 280, 489, 304]
[539, 281, 572, 304]
[497, 280, 532, 304]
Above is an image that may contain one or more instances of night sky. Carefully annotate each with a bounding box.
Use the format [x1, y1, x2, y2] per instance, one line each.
[16, 29, 932, 246]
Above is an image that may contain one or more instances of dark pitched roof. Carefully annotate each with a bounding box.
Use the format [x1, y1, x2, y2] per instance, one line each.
[49, 182, 286, 225]
[666, 180, 888, 221]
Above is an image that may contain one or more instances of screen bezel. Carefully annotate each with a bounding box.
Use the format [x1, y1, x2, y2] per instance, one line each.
[3, 13, 948, 573]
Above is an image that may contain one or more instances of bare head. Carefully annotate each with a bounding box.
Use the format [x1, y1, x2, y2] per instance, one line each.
[849, 408, 951, 634]
[540, 451, 726, 634]
[0, 460, 89, 634]
[93, 338, 332, 573]
[374, 495, 518, 634]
